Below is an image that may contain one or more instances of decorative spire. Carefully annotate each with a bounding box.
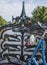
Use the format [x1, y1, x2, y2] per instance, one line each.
[20, 1, 26, 18]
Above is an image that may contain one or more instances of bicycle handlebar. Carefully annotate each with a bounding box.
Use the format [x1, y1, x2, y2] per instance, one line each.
[36, 30, 47, 39]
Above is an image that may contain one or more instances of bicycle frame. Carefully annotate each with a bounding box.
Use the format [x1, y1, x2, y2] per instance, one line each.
[28, 39, 46, 65]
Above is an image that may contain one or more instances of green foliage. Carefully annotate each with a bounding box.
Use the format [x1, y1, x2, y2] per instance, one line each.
[0, 16, 7, 26]
[32, 6, 47, 23]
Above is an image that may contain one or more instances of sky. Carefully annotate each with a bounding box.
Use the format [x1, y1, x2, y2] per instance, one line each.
[0, 0, 47, 21]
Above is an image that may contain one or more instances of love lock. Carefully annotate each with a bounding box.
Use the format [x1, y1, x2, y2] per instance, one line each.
[25, 42, 31, 47]
[25, 34, 36, 47]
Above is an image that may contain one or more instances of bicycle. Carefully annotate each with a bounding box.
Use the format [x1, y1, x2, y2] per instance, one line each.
[27, 30, 47, 65]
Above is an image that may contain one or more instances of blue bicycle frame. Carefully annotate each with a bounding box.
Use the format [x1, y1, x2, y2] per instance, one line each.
[28, 39, 46, 65]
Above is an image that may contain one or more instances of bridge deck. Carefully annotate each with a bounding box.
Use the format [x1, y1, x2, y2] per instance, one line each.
[1, 63, 47, 65]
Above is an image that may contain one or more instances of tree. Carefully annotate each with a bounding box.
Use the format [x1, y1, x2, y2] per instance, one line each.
[0, 16, 7, 26]
[32, 6, 47, 24]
